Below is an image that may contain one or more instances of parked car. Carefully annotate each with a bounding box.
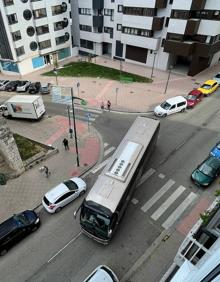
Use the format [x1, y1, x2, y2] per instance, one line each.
[42, 177, 87, 213]
[0, 210, 40, 256]
[210, 141, 220, 158]
[213, 73, 220, 84]
[186, 89, 203, 108]
[154, 96, 187, 117]
[40, 83, 51, 94]
[197, 80, 219, 96]
[191, 156, 220, 187]
[28, 82, 41, 94]
[0, 80, 10, 91]
[4, 80, 19, 92]
[16, 80, 31, 92]
[83, 265, 119, 282]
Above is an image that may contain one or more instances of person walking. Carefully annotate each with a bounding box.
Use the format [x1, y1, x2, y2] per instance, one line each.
[62, 138, 69, 150]
[43, 166, 50, 178]
[100, 101, 105, 111]
[107, 100, 111, 111]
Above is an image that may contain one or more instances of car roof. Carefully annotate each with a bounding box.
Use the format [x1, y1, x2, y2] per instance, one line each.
[45, 183, 69, 203]
[203, 80, 218, 85]
[0, 217, 17, 239]
[188, 89, 202, 96]
[204, 156, 220, 167]
[164, 96, 186, 104]
[41, 83, 49, 87]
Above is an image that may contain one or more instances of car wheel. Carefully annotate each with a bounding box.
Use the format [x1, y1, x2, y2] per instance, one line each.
[55, 207, 62, 213]
[181, 108, 186, 112]
[0, 249, 7, 256]
[162, 113, 167, 118]
[79, 190, 85, 196]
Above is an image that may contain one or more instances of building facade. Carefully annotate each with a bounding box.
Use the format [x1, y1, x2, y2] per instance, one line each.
[0, 0, 72, 75]
[73, 0, 220, 76]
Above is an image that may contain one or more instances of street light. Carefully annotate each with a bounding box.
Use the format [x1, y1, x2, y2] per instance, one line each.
[70, 88, 87, 167]
[66, 105, 73, 139]
[164, 65, 173, 95]
[53, 68, 58, 85]
[150, 51, 157, 79]
[119, 59, 123, 82]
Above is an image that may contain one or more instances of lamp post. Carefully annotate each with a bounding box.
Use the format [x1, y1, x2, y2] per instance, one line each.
[53, 68, 58, 85]
[164, 65, 173, 95]
[150, 51, 157, 79]
[70, 88, 87, 167]
[76, 81, 80, 97]
[115, 87, 119, 105]
[120, 59, 123, 82]
[66, 105, 73, 139]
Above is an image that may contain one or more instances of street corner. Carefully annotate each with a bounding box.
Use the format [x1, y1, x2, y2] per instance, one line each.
[176, 197, 212, 236]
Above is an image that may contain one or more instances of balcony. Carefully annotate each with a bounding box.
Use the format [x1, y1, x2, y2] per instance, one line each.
[152, 17, 164, 31]
[185, 19, 200, 36]
[93, 15, 103, 27]
[164, 40, 194, 56]
[121, 33, 160, 50]
[194, 41, 220, 57]
[92, 0, 103, 10]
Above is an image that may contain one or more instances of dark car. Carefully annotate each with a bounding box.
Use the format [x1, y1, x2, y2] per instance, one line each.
[0, 80, 10, 91]
[40, 83, 51, 94]
[4, 80, 19, 92]
[191, 156, 220, 187]
[186, 89, 203, 108]
[0, 210, 40, 256]
[28, 82, 41, 94]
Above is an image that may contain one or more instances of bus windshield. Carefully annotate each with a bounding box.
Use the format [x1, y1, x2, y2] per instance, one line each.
[80, 206, 110, 238]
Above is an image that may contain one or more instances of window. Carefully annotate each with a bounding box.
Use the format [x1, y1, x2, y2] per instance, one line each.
[30, 41, 38, 51]
[27, 26, 35, 36]
[104, 27, 113, 38]
[38, 40, 51, 50]
[55, 35, 66, 45]
[78, 8, 91, 15]
[33, 8, 47, 19]
[52, 5, 63, 16]
[3, 0, 14, 6]
[117, 24, 122, 31]
[165, 17, 169, 27]
[104, 9, 113, 16]
[12, 30, 21, 41]
[79, 24, 92, 32]
[122, 27, 153, 37]
[80, 39, 93, 50]
[123, 7, 155, 16]
[23, 9, 32, 20]
[54, 21, 64, 31]
[15, 46, 25, 57]
[161, 38, 165, 47]
[36, 24, 49, 35]
[118, 5, 123, 13]
[169, 0, 173, 4]
[7, 13, 18, 25]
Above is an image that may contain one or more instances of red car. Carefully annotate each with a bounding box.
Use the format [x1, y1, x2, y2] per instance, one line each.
[186, 89, 203, 108]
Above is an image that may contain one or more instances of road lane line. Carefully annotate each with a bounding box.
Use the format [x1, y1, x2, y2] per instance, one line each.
[151, 185, 186, 220]
[141, 179, 175, 213]
[91, 157, 111, 174]
[162, 192, 197, 230]
[137, 168, 155, 187]
[48, 232, 82, 263]
[104, 146, 115, 157]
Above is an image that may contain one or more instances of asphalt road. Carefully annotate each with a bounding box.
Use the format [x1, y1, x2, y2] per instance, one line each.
[0, 90, 220, 282]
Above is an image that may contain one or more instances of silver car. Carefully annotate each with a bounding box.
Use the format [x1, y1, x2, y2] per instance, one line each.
[0, 80, 10, 91]
[16, 80, 31, 92]
[83, 265, 119, 282]
[42, 177, 87, 213]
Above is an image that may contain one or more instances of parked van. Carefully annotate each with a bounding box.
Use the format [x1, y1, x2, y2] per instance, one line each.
[154, 96, 187, 117]
[83, 265, 119, 282]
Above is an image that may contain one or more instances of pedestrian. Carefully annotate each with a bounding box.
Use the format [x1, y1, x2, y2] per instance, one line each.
[107, 100, 111, 111]
[43, 166, 50, 178]
[63, 138, 69, 150]
[101, 101, 104, 111]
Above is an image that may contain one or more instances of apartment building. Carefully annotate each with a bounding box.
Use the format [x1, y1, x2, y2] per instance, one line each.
[0, 0, 72, 75]
[72, 0, 220, 76]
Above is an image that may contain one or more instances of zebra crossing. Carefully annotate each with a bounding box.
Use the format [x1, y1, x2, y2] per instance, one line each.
[91, 143, 198, 230]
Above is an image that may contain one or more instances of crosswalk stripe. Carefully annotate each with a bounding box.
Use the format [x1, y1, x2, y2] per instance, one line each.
[137, 168, 155, 187]
[91, 157, 111, 174]
[151, 185, 186, 221]
[74, 115, 96, 122]
[162, 192, 197, 230]
[104, 146, 115, 157]
[141, 179, 175, 213]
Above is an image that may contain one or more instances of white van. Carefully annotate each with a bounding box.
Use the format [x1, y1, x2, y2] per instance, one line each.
[83, 265, 119, 282]
[154, 96, 187, 117]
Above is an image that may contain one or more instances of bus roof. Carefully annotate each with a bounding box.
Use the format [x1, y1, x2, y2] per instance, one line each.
[86, 117, 160, 213]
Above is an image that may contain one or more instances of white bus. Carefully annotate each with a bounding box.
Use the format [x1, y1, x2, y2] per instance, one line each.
[76, 116, 160, 244]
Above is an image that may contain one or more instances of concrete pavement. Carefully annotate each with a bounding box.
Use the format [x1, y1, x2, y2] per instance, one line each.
[0, 57, 219, 281]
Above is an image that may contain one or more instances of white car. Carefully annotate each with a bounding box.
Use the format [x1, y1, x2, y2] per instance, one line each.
[16, 80, 31, 92]
[42, 177, 87, 213]
[213, 73, 220, 84]
[154, 96, 187, 117]
[83, 265, 119, 282]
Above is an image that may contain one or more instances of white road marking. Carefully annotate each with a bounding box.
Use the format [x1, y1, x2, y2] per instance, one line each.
[47, 232, 81, 263]
[104, 146, 115, 157]
[91, 157, 111, 174]
[162, 192, 197, 229]
[158, 173, 165, 179]
[151, 185, 186, 220]
[137, 168, 156, 187]
[131, 198, 139, 205]
[141, 179, 175, 213]
[104, 142, 108, 148]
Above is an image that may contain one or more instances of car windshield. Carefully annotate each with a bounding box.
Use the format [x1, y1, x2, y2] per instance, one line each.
[13, 213, 29, 226]
[160, 101, 171, 110]
[187, 95, 197, 100]
[64, 180, 78, 191]
[81, 207, 110, 237]
[216, 143, 220, 149]
[201, 84, 211, 89]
